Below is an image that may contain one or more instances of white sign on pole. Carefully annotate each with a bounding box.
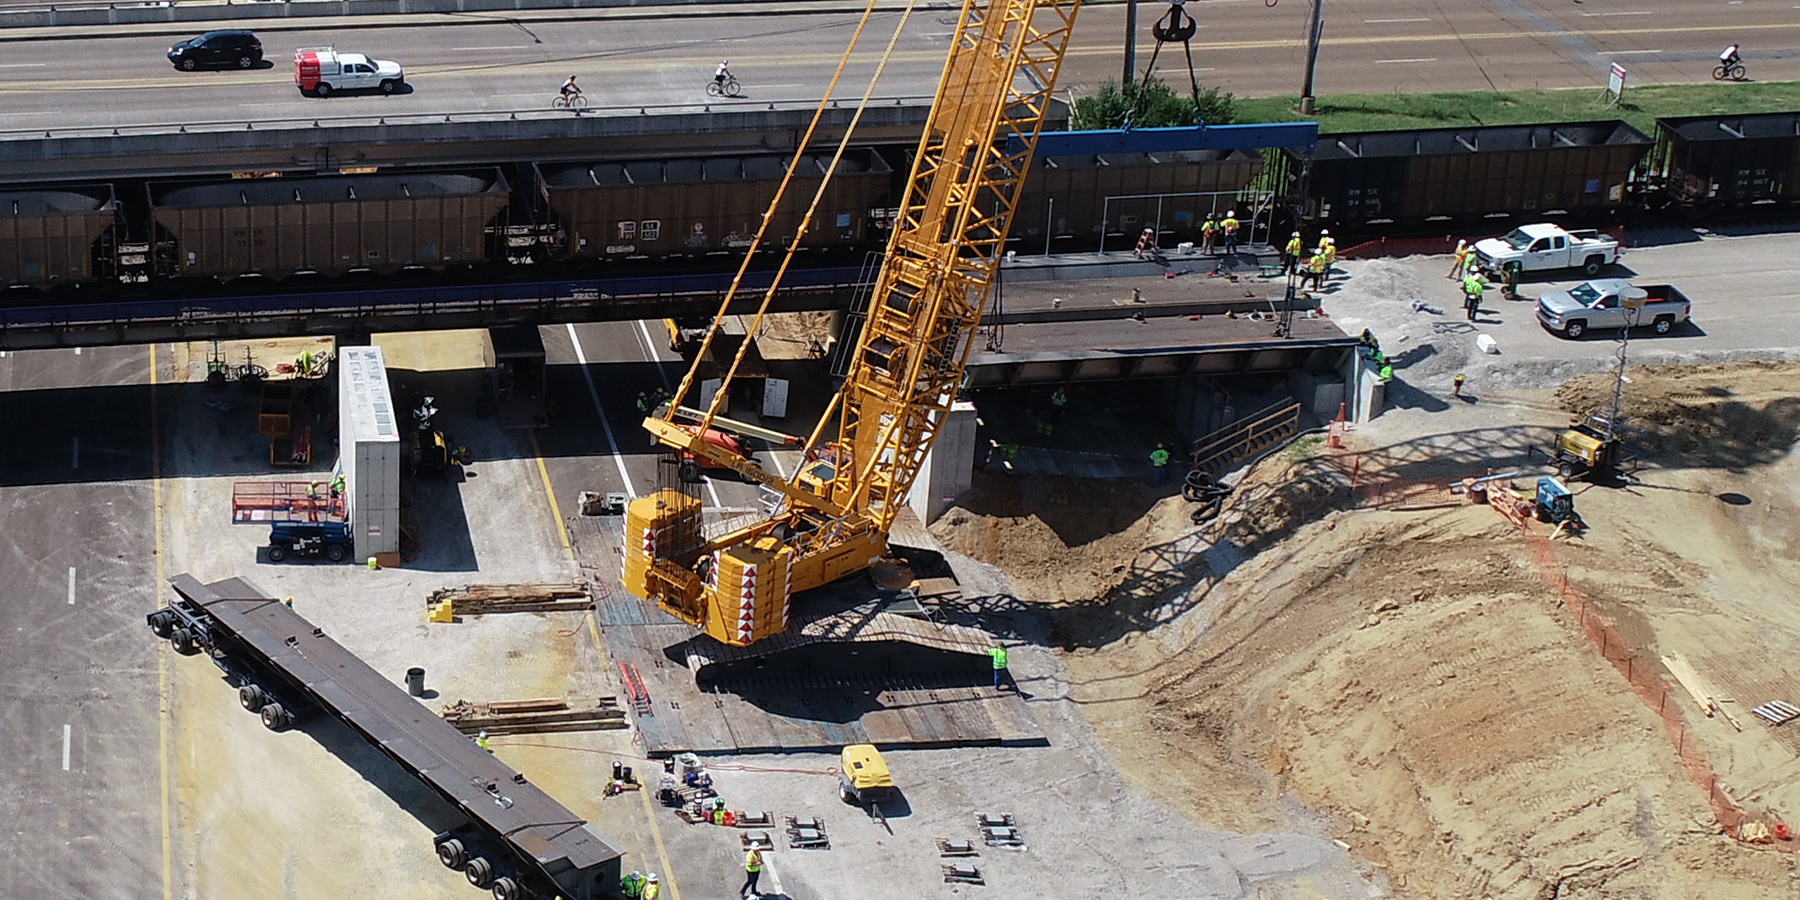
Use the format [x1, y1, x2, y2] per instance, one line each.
[1607, 64, 1627, 101]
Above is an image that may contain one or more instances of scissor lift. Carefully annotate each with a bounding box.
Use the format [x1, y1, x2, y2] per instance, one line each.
[231, 481, 347, 525]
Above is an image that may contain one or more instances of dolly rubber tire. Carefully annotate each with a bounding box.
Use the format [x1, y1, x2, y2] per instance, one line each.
[260, 702, 289, 731]
[171, 626, 197, 655]
[149, 610, 176, 638]
[465, 858, 494, 888]
[238, 684, 267, 712]
[436, 838, 467, 870]
[490, 876, 522, 900]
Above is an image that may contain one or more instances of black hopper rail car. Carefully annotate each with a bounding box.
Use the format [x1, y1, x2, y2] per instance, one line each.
[148, 574, 623, 900]
[1652, 112, 1800, 208]
[1297, 121, 1651, 228]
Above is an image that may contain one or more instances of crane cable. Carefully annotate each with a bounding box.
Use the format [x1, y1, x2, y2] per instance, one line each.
[665, 0, 922, 450]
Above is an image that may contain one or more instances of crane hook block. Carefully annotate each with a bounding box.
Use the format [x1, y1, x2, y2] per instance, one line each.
[1152, 6, 1197, 43]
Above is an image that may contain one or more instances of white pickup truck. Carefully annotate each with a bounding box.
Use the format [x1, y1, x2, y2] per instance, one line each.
[1535, 279, 1691, 339]
[1474, 223, 1621, 277]
[294, 47, 405, 97]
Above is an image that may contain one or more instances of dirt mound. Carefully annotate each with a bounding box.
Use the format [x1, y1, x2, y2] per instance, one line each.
[1554, 360, 1800, 465]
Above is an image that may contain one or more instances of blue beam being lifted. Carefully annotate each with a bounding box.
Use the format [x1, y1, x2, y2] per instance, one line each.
[1023, 122, 1320, 159]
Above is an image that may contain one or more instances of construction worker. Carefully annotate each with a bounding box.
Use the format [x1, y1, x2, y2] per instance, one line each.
[1220, 210, 1240, 255]
[1284, 231, 1304, 275]
[636, 392, 650, 415]
[988, 644, 1009, 689]
[1461, 272, 1485, 321]
[1453, 373, 1466, 398]
[742, 847, 764, 898]
[330, 474, 345, 497]
[1357, 329, 1381, 359]
[642, 873, 661, 900]
[1501, 263, 1520, 300]
[1200, 213, 1217, 255]
[298, 349, 314, 376]
[1307, 251, 1327, 291]
[1150, 442, 1171, 485]
[476, 730, 491, 752]
[307, 480, 320, 500]
[1448, 239, 1470, 279]
[1320, 235, 1338, 275]
[620, 872, 647, 899]
[284, 597, 294, 609]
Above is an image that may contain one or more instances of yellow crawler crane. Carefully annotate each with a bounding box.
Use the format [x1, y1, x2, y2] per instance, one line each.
[623, 0, 1080, 646]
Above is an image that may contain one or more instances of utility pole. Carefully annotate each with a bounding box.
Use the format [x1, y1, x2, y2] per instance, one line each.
[1299, 0, 1324, 114]
[1124, 0, 1139, 87]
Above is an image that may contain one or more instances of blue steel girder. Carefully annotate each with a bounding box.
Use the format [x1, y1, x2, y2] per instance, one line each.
[1019, 123, 1320, 159]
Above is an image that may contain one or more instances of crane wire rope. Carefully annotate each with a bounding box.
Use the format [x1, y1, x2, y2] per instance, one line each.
[664, 0, 921, 453]
[1126, 0, 1203, 128]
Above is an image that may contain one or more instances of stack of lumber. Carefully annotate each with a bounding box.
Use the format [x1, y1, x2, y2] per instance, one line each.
[441, 697, 627, 735]
[1661, 652, 1742, 732]
[428, 582, 593, 618]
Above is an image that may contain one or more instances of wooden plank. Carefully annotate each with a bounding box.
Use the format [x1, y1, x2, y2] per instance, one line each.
[487, 698, 570, 714]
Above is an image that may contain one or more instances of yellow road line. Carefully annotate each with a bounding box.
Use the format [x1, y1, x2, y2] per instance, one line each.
[150, 343, 173, 900]
[527, 431, 681, 900]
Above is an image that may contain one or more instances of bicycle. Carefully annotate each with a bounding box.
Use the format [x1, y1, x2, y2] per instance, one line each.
[706, 77, 741, 98]
[1713, 61, 1746, 81]
[552, 92, 590, 110]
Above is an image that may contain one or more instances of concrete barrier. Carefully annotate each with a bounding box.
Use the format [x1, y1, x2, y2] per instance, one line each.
[0, 0, 791, 30]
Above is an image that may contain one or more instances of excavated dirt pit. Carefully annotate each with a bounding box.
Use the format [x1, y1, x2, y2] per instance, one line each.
[931, 362, 1800, 899]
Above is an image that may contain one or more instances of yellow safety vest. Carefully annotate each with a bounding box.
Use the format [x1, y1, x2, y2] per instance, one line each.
[1221, 217, 1239, 233]
[1201, 219, 1216, 234]
[746, 850, 763, 873]
[1285, 237, 1303, 256]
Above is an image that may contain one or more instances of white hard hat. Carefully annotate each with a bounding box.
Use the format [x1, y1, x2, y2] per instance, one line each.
[649, 873, 660, 882]
[1321, 229, 1330, 235]
[1291, 231, 1300, 237]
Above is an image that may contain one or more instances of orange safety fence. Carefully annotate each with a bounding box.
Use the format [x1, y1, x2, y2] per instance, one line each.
[1354, 470, 1781, 846]
[1514, 525, 1774, 843]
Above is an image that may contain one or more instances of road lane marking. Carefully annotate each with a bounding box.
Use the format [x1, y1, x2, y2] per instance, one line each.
[449, 45, 534, 51]
[1376, 58, 1437, 64]
[62, 724, 71, 771]
[71, 436, 79, 469]
[74, 346, 81, 355]
[68, 567, 75, 605]
[564, 323, 637, 497]
[1364, 17, 1429, 23]
[761, 851, 786, 896]
[1610, 49, 1662, 54]
[528, 431, 575, 563]
[1582, 10, 1652, 16]
[0, 63, 47, 68]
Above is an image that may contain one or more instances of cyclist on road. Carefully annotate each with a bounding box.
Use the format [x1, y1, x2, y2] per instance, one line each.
[561, 74, 582, 101]
[1719, 44, 1740, 68]
[714, 60, 732, 87]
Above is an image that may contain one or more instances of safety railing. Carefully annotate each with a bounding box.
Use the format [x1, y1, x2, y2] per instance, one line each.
[1189, 399, 1301, 476]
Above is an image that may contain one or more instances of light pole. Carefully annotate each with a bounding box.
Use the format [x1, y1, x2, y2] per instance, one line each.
[1299, 0, 1324, 115]
[1124, 0, 1139, 87]
[1605, 288, 1649, 443]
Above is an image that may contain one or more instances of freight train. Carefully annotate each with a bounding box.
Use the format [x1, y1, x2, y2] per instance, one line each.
[1, 110, 1795, 294]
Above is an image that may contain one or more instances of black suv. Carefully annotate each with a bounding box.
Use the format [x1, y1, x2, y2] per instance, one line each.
[167, 30, 263, 71]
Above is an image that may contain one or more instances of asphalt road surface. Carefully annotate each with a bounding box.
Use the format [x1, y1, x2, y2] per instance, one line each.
[0, 346, 165, 898]
[0, 0, 1795, 133]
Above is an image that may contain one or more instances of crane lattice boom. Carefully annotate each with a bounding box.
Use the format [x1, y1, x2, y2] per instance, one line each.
[623, 0, 1080, 646]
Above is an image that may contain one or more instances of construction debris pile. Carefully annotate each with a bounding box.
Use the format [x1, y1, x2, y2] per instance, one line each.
[440, 697, 626, 736]
[427, 582, 593, 621]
